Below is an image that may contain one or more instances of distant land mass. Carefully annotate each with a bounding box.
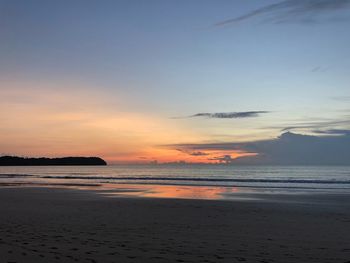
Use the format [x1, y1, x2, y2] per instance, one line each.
[0, 156, 107, 166]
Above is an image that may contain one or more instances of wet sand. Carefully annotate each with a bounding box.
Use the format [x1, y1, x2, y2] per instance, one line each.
[0, 187, 349, 263]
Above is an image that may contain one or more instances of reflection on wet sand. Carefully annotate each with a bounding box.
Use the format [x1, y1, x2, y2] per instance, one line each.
[0, 181, 257, 200]
[99, 184, 241, 200]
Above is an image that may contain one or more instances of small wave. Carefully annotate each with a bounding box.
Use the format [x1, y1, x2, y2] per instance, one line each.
[39, 176, 350, 184]
[0, 174, 35, 178]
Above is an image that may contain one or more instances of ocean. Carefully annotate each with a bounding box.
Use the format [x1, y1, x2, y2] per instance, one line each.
[1, 164, 350, 194]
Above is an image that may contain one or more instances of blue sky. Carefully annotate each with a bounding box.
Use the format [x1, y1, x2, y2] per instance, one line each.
[1, 0, 350, 163]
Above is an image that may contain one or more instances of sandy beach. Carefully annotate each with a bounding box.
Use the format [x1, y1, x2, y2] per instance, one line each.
[0, 187, 349, 263]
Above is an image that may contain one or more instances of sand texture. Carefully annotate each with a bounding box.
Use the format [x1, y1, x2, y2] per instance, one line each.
[0, 187, 349, 263]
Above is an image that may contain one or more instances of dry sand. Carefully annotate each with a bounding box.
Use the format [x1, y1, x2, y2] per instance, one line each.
[0, 187, 349, 263]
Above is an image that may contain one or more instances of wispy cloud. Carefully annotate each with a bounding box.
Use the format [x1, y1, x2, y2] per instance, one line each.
[215, 0, 350, 26]
[311, 66, 329, 72]
[176, 149, 208, 156]
[312, 128, 350, 135]
[174, 111, 269, 119]
[332, 96, 350, 102]
[259, 114, 350, 134]
[279, 118, 350, 132]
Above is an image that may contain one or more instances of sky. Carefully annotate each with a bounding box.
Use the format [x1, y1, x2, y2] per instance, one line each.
[1, 0, 350, 164]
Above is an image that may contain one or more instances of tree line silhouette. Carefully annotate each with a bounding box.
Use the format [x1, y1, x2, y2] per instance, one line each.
[0, 156, 107, 166]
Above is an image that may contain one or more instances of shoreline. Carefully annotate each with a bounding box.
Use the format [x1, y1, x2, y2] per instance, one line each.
[0, 187, 349, 262]
[1, 181, 350, 202]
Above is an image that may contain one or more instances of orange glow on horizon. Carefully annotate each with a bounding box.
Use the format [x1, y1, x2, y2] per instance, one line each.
[0, 80, 258, 164]
[106, 147, 257, 164]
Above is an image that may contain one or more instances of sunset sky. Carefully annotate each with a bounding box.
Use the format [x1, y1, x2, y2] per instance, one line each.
[1, 0, 350, 164]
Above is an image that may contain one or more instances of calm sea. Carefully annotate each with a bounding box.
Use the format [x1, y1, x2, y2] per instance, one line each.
[1, 165, 350, 191]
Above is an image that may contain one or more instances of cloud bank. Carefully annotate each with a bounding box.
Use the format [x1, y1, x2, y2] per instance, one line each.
[215, 0, 350, 26]
[174, 131, 350, 165]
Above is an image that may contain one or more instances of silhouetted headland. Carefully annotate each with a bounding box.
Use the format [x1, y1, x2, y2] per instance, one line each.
[0, 156, 107, 166]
